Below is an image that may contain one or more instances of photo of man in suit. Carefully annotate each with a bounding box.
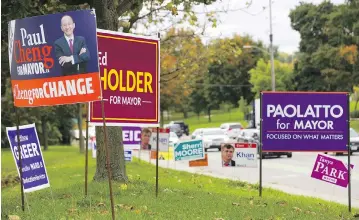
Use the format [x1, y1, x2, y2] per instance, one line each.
[221, 144, 236, 167]
[141, 128, 152, 150]
[54, 15, 90, 75]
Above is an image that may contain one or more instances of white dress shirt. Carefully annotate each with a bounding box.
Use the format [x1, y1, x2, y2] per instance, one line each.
[64, 35, 75, 64]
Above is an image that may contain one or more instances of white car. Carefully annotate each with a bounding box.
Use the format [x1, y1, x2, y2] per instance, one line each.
[169, 132, 179, 146]
[220, 122, 243, 139]
[194, 128, 233, 151]
[237, 129, 260, 142]
[191, 128, 201, 139]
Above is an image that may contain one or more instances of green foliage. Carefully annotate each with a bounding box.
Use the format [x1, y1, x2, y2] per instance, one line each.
[1, 146, 357, 219]
[238, 96, 249, 119]
[249, 59, 295, 97]
[289, 1, 359, 92]
[351, 110, 359, 118]
[220, 101, 234, 113]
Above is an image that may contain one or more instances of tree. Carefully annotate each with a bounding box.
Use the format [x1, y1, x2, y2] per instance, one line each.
[249, 58, 294, 96]
[353, 85, 359, 111]
[160, 28, 209, 120]
[238, 96, 248, 120]
[189, 81, 208, 120]
[202, 34, 264, 110]
[289, 1, 359, 92]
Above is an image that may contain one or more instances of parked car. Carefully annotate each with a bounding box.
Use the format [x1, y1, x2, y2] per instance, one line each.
[194, 128, 233, 151]
[238, 129, 292, 159]
[220, 122, 243, 139]
[169, 132, 179, 146]
[350, 128, 359, 153]
[169, 121, 190, 136]
[237, 128, 259, 143]
[191, 128, 201, 139]
[164, 124, 183, 137]
[325, 127, 358, 155]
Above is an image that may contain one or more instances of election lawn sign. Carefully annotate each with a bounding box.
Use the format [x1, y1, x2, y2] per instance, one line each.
[150, 128, 169, 152]
[6, 123, 50, 193]
[124, 150, 133, 162]
[8, 10, 101, 107]
[311, 154, 354, 188]
[234, 143, 257, 168]
[174, 140, 204, 161]
[189, 154, 208, 167]
[123, 127, 141, 150]
[89, 29, 160, 126]
[261, 92, 348, 152]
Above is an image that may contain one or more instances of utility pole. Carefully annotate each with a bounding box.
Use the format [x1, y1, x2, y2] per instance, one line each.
[269, 0, 275, 91]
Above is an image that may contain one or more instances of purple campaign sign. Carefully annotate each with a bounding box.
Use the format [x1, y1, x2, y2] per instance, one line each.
[261, 92, 348, 152]
[122, 127, 141, 150]
[311, 154, 354, 188]
[6, 123, 50, 193]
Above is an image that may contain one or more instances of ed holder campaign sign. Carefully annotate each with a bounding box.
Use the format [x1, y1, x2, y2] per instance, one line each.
[6, 124, 50, 193]
[261, 92, 348, 152]
[8, 9, 101, 107]
[89, 29, 159, 126]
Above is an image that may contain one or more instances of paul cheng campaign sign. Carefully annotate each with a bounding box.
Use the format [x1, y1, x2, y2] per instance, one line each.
[8, 9, 101, 107]
[261, 92, 348, 152]
[6, 124, 50, 193]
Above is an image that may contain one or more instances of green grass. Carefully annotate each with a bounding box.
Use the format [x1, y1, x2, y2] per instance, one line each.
[2, 146, 358, 219]
[164, 108, 248, 133]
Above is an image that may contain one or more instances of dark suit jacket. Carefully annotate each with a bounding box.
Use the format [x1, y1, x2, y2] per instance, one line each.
[54, 36, 90, 75]
[223, 160, 236, 167]
[230, 160, 236, 166]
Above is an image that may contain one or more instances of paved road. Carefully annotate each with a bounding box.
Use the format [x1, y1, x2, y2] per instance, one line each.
[133, 138, 359, 208]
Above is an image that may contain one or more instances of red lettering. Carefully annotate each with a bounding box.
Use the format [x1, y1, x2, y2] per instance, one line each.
[13, 40, 54, 69]
[26, 48, 32, 61]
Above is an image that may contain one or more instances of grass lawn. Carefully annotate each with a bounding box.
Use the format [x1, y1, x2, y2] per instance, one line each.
[2, 146, 358, 219]
[164, 108, 248, 133]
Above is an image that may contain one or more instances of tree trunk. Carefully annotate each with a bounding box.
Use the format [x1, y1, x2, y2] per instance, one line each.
[41, 116, 48, 151]
[93, 126, 127, 181]
[355, 100, 358, 111]
[183, 111, 188, 119]
[78, 103, 84, 153]
[207, 107, 211, 122]
[92, 0, 127, 182]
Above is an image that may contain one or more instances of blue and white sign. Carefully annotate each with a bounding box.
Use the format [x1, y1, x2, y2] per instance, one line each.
[6, 123, 50, 193]
[234, 143, 257, 168]
[124, 150, 132, 162]
[174, 140, 204, 161]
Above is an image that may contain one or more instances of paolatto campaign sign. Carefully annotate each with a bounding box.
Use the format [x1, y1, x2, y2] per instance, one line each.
[311, 154, 354, 188]
[174, 140, 204, 161]
[89, 29, 159, 126]
[261, 92, 348, 152]
[6, 124, 50, 193]
[8, 9, 101, 107]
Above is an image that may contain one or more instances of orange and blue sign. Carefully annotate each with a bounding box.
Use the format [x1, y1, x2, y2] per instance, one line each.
[8, 9, 101, 107]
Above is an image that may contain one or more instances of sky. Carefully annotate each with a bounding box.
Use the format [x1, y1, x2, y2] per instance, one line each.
[193, 0, 345, 54]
